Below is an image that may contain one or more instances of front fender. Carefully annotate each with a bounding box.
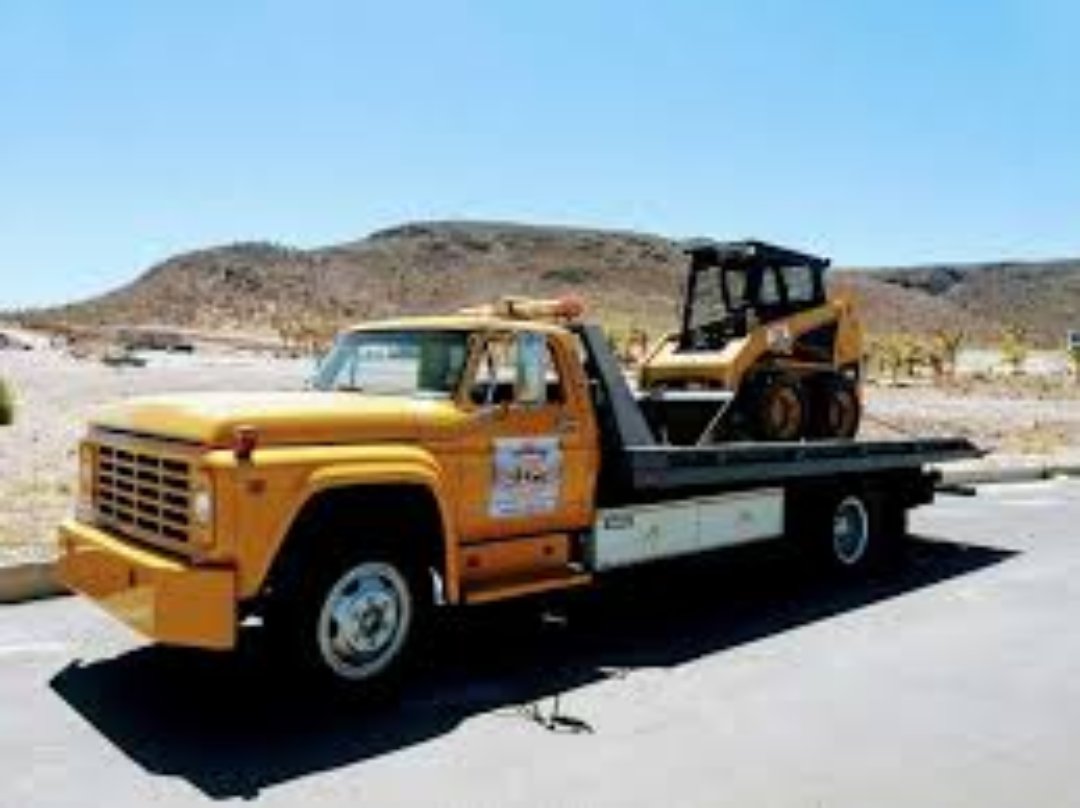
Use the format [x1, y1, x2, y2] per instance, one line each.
[232, 445, 459, 602]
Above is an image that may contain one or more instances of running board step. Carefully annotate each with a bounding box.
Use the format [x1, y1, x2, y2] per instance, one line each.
[462, 568, 592, 605]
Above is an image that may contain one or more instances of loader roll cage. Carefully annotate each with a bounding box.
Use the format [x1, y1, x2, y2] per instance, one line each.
[678, 240, 830, 351]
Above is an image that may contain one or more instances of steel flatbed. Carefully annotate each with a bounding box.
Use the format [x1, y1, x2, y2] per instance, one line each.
[623, 437, 978, 492]
[574, 323, 981, 502]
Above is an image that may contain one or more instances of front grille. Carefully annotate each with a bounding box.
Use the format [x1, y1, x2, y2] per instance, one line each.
[95, 444, 192, 545]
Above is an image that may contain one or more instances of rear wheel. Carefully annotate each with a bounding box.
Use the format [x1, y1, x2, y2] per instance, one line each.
[812, 490, 904, 574]
[809, 374, 861, 439]
[831, 495, 871, 567]
[746, 374, 806, 441]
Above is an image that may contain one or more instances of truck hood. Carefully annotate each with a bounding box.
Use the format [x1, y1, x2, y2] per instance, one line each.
[90, 391, 460, 447]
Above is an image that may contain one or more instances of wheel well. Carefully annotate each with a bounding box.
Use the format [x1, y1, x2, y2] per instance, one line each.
[263, 484, 446, 602]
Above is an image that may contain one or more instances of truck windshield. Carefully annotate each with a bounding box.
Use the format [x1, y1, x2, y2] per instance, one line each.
[312, 330, 469, 398]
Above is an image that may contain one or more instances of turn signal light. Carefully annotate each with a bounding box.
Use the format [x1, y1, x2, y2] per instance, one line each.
[233, 425, 259, 461]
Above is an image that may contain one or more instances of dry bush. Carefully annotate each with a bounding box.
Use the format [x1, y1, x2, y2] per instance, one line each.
[274, 312, 340, 357]
[1000, 326, 1029, 375]
[931, 329, 965, 379]
[868, 334, 932, 383]
[624, 328, 651, 366]
[867, 336, 899, 383]
[602, 320, 652, 367]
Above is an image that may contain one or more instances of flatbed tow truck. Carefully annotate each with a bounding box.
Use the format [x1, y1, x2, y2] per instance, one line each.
[57, 296, 979, 690]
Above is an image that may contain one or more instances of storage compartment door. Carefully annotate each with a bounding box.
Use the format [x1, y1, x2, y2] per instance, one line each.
[591, 501, 698, 571]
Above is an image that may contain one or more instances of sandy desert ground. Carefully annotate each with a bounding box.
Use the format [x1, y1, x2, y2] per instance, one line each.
[2, 343, 1079, 564]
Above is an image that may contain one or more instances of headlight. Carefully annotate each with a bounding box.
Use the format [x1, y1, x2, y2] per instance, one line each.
[192, 485, 214, 527]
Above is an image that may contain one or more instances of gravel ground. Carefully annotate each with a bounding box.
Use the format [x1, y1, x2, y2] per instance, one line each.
[2, 345, 1078, 562]
[862, 383, 1080, 467]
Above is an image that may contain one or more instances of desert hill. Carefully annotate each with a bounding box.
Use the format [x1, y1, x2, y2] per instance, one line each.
[15, 221, 1080, 347]
[858, 260, 1080, 345]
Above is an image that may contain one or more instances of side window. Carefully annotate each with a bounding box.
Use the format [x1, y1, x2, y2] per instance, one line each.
[517, 332, 547, 404]
[759, 268, 783, 306]
[470, 333, 565, 407]
[519, 334, 566, 405]
[721, 267, 748, 308]
[783, 265, 818, 305]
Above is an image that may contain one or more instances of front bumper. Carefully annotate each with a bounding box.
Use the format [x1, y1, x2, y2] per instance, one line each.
[57, 518, 236, 649]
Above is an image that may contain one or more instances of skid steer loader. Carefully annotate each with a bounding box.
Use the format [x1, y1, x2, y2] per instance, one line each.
[638, 240, 862, 443]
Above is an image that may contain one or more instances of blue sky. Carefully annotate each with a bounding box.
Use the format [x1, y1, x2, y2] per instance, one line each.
[1, 1, 1078, 306]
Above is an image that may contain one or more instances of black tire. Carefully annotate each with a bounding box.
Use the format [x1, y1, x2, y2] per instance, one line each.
[745, 373, 807, 441]
[811, 489, 905, 575]
[266, 540, 429, 696]
[808, 374, 861, 439]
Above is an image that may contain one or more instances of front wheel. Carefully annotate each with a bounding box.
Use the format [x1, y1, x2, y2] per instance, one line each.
[746, 374, 807, 441]
[317, 560, 415, 682]
[268, 546, 428, 693]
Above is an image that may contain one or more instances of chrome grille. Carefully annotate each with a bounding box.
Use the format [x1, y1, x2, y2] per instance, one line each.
[95, 444, 192, 545]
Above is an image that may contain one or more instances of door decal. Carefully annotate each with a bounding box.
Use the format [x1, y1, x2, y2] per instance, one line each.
[490, 436, 562, 518]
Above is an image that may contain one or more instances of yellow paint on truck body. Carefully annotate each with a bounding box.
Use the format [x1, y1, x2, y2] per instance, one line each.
[57, 316, 600, 649]
[57, 518, 236, 649]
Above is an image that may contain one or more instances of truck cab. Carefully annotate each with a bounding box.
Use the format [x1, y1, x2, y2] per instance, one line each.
[59, 306, 604, 685]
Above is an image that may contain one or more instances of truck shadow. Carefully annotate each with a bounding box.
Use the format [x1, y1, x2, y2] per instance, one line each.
[50, 535, 1014, 800]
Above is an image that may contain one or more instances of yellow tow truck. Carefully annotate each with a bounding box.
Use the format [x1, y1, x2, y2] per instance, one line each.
[58, 294, 977, 691]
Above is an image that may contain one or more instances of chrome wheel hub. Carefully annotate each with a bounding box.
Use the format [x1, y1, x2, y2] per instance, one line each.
[332, 583, 398, 655]
[832, 496, 869, 565]
[317, 561, 411, 680]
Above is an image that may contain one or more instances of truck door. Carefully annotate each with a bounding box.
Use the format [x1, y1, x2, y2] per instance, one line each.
[455, 330, 597, 542]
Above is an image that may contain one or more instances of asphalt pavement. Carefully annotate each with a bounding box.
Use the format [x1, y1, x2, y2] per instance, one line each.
[3, 481, 1080, 807]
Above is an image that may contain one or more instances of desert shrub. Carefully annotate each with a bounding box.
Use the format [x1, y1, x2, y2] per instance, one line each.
[601, 322, 652, 367]
[899, 335, 931, 377]
[868, 336, 901, 383]
[1000, 326, 1029, 375]
[541, 267, 591, 286]
[624, 328, 650, 365]
[274, 312, 340, 357]
[868, 333, 935, 383]
[932, 329, 965, 379]
[0, 378, 14, 426]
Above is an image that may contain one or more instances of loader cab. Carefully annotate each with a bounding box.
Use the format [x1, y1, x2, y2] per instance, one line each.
[678, 240, 830, 351]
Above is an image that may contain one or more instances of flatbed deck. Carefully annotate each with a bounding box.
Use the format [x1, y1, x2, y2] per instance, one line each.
[575, 323, 982, 501]
[625, 437, 978, 492]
